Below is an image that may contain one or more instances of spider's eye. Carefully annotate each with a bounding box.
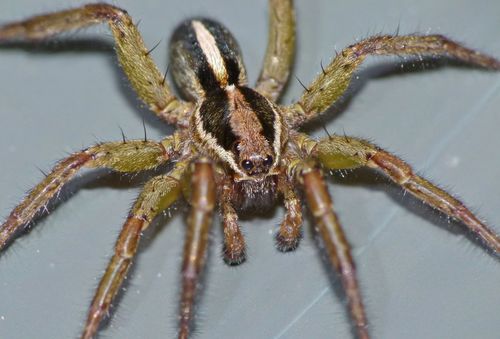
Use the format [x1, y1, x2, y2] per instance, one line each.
[241, 159, 254, 171]
[263, 155, 273, 167]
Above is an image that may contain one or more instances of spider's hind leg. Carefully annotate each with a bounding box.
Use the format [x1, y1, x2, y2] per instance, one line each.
[178, 160, 216, 339]
[0, 4, 192, 125]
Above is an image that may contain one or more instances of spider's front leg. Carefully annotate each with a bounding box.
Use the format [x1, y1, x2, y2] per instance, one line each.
[0, 135, 179, 252]
[0, 3, 192, 125]
[296, 161, 369, 339]
[178, 160, 216, 339]
[303, 134, 500, 254]
[285, 34, 500, 126]
[82, 160, 188, 339]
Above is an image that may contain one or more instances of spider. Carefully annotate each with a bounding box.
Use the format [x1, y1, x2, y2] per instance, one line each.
[1, 1, 500, 339]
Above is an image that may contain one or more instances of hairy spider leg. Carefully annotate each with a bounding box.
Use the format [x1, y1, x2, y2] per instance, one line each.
[0, 137, 178, 251]
[298, 162, 369, 339]
[82, 161, 187, 339]
[0, 3, 192, 126]
[285, 34, 500, 127]
[303, 134, 500, 254]
[178, 160, 216, 339]
[255, 0, 295, 102]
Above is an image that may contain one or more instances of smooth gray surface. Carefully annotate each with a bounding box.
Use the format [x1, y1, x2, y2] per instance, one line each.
[1, 1, 500, 338]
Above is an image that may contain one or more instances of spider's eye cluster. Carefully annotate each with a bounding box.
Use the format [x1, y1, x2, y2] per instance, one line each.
[240, 154, 274, 175]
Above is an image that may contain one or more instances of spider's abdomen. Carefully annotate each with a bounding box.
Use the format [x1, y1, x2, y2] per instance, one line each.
[169, 18, 247, 101]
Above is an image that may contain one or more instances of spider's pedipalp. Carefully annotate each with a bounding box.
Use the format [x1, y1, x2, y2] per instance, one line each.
[285, 34, 500, 127]
[82, 161, 187, 339]
[0, 137, 177, 252]
[312, 134, 500, 254]
[179, 160, 216, 339]
[276, 176, 303, 251]
[255, 0, 295, 102]
[298, 162, 369, 339]
[221, 182, 246, 265]
[0, 3, 193, 125]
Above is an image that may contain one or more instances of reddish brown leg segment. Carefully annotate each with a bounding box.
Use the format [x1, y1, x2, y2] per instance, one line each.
[300, 165, 369, 339]
[370, 151, 500, 253]
[82, 216, 143, 339]
[81, 163, 186, 339]
[179, 160, 216, 339]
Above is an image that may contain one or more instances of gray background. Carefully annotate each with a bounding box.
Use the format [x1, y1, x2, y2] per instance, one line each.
[1, 0, 500, 338]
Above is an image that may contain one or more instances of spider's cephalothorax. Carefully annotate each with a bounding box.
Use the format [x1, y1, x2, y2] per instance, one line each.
[171, 19, 285, 182]
[1, 1, 500, 339]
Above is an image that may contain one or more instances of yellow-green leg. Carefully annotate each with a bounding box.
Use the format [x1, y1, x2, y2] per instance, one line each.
[285, 34, 500, 126]
[0, 3, 192, 125]
[0, 136, 178, 251]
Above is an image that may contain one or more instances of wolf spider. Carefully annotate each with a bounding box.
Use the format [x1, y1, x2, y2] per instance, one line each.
[1, 0, 499, 338]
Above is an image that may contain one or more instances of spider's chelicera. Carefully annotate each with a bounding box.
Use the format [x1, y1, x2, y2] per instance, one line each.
[1, 1, 499, 338]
